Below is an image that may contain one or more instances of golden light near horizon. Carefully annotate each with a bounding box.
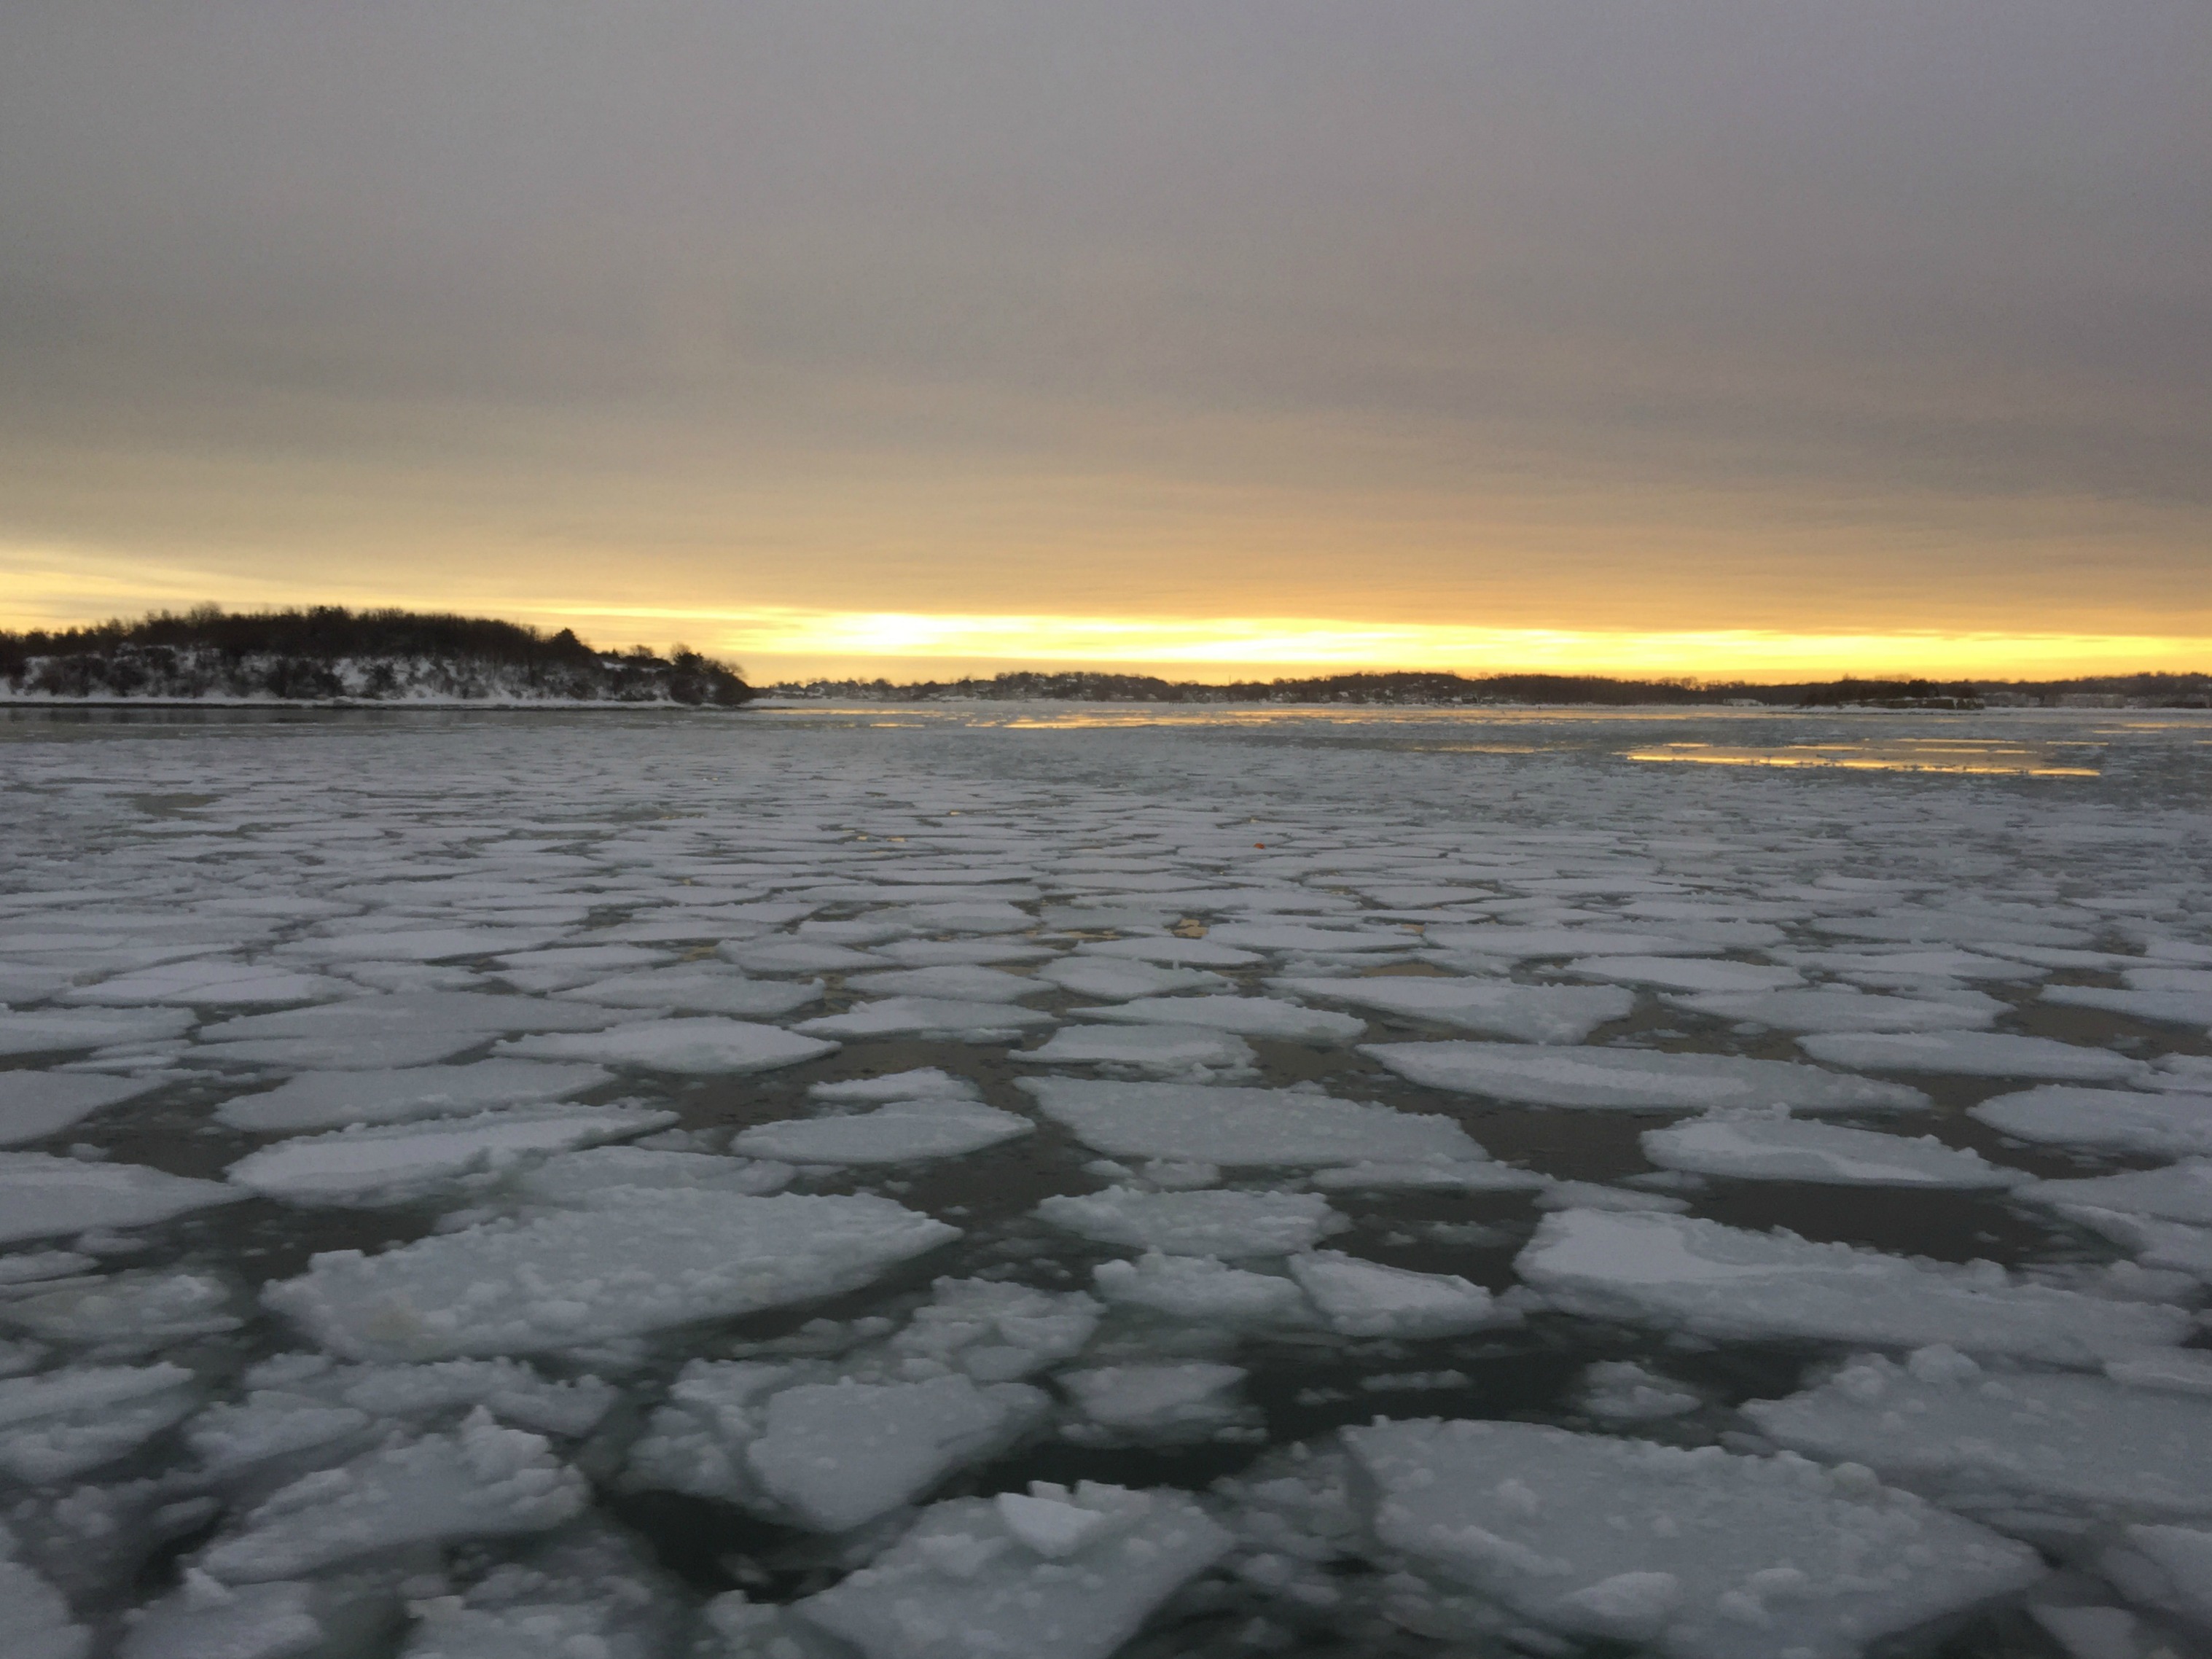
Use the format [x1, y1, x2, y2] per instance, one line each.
[514, 604, 2212, 683]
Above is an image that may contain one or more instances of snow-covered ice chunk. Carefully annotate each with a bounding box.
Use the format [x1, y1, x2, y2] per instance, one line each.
[116, 1574, 323, 1659]
[0, 1521, 87, 1659]
[747, 1375, 1046, 1531]
[1971, 1087, 2212, 1158]
[61, 959, 351, 1008]
[1535, 1179, 1694, 1213]
[214, 1059, 613, 1133]
[0, 1072, 164, 1147]
[1073, 936, 1262, 968]
[1568, 956, 1803, 994]
[1746, 1350, 2212, 1530]
[1520, 1209, 2189, 1362]
[1023, 1077, 1485, 1166]
[1642, 1112, 2025, 1187]
[558, 966, 823, 1017]
[395, 1526, 687, 1659]
[1036, 1187, 1346, 1257]
[1017, 1023, 1256, 1072]
[264, 1191, 958, 1359]
[1288, 1252, 1512, 1336]
[198, 1414, 587, 1582]
[1093, 1252, 1310, 1325]
[279, 926, 571, 964]
[719, 939, 892, 975]
[845, 965, 1049, 1004]
[2017, 1159, 2212, 1226]
[810, 1067, 980, 1104]
[195, 994, 618, 1071]
[1578, 1359, 1703, 1421]
[885, 1278, 1104, 1382]
[1798, 1031, 2146, 1082]
[796, 997, 1055, 1042]
[1424, 924, 1717, 959]
[1788, 948, 2047, 985]
[732, 1098, 1033, 1164]
[2106, 1525, 2212, 1633]
[499, 1016, 837, 1074]
[1275, 976, 1630, 1043]
[224, 1104, 676, 1206]
[1035, 959, 1229, 1002]
[795, 1480, 1231, 1659]
[2106, 1350, 2212, 1397]
[0, 1363, 198, 1483]
[875, 939, 1058, 967]
[2063, 1208, 2212, 1282]
[1667, 987, 2001, 1033]
[1076, 995, 1365, 1042]
[511, 1145, 794, 1204]
[1059, 1362, 1249, 1439]
[872, 899, 1036, 934]
[1345, 1416, 2041, 1659]
[1365, 1042, 1928, 1113]
[2, 1268, 241, 1348]
[0, 1009, 196, 1056]
[0, 1154, 243, 1245]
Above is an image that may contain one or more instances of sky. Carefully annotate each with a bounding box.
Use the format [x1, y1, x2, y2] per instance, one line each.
[1, 1, 2207, 682]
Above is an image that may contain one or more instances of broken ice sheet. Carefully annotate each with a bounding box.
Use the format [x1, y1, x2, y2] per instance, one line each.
[212, 1058, 614, 1133]
[1970, 1085, 2212, 1157]
[731, 1098, 1033, 1164]
[1641, 1110, 2026, 1187]
[1035, 1187, 1348, 1257]
[1017, 1022, 1257, 1073]
[1798, 1030, 2149, 1082]
[1365, 1041, 1929, 1112]
[0, 1072, 166, 1147]
[498, 1015, 837, 1074]
[1346, 1416, 2041, 1659]
[796, 996, 1056, 1042]
[1273, 975, 1630, 1042]
[1023, 1077, 1486, 1165]
[0, 1154, 243, 1245]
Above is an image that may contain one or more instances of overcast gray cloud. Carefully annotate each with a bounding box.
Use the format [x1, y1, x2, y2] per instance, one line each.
[1, 1, 2206, 649]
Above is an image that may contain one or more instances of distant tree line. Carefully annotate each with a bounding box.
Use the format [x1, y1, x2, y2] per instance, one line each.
[0, 606, 755, 706]
[770, 668, 2211, 709]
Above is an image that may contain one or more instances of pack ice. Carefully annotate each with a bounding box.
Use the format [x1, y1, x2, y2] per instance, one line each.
[1021, 1077, 1485, 1166]
[1347, 1417, 2041, 1659]
[1970, 1086, 2212, 1157]
[1276, 975, 1631, 1042]
[1642, 1112, 2025, 1187]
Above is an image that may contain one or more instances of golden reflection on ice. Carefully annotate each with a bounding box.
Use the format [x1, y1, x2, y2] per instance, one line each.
[1625, 739, 2100, 776]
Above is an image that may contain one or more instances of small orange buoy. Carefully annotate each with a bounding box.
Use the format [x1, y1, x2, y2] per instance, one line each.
[1254, 843, 1265, 848]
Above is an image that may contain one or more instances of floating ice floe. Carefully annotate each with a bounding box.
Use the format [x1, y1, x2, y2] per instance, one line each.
[1577, 1359, 1704, 1421]
[1274, 975, 1630, 1043]
[873, 899, 1036, 933]
[1073, 936, 1262, 968]
[811, 1066, 980, 1103]
[1059, 1362, 1251, 1440]
[1093, 1252, 1312, 1326]
[214, 1059, 613, 1133]
[1076, 995, 1365, 1043]
[192, 994, 618, 1072]
[2016, 1159, 2212, 1226]
[1345, 1416, 2042, 1659]
[1517, 1209, 2190, 1364]
[1970, 1086, 2212, 1157]
[223, 1104, 676, 1206]
[0, 1009, 197, 1057]
[1017, 1023, 1256, 1072]
[797, 996, 1055, 1042]
[1665, 986, 2002, 1033]
[1364, 1042, 1928, 1112]
[1036, 1187, 1347, 1257]
[0, 1363, 198, 1484]
[509, 1146, 793, 1205]
[0, 1072, 165, 1147]
[60, 959, 351, 1007]
[1308, 1157, 1548, 1192]
[394, 1526, 687, 1659]
[732, 1098, 1033, 1164]
[845, 965, 1050, 1003]
[1641, 1112, 2025, 1187]
[113, 1574, 327, 1659]
[1034, 959, 1229, 1001]
[2105, 1524, 2212, 1635]
[264, 1190, 958, 1359]
[874, 939, 1058, 967]
[2, 1268, 242, 1350]
[1568, 956, 1802, 995]
[1785, 948, 2047, 986]
[556, 965, 824, 1017]
[2042, 983, 2212, 1031]
[1289, 1252, 1512, 1336]
[746, 1375, 1048, 1531]
[1023, 1077, 1485, 1166]
[2061, 1208, 2212, 1282]
[276, 926, 572, 964]
[1797, 1031, 2148, 1082]
[1745, 1348, 2212, 1532]
[717, 939, 892, 975]
[793, 1480, 1232, 1659]
[1203, 922, 1409, 953]
[499, 1015, 837, 1074]
[198, 1413, 588, 1582]
[0, 1154, 243, 1245]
